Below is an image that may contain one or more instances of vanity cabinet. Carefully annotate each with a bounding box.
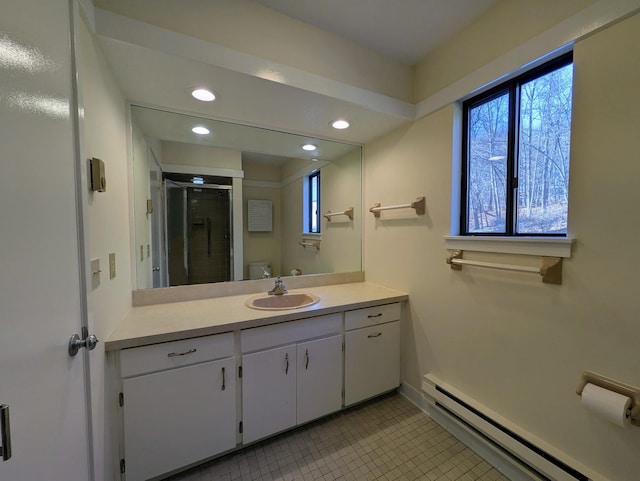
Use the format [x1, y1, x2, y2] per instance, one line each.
[240, 313, 342, 444]
[344, 303, 401, 406]
[109, 286, 408, 481]
[119, 333, 236, 481]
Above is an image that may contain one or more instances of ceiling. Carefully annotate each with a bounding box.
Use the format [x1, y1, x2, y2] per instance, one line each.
[94, 1, 499, 146]
[252, 0, 500, 65]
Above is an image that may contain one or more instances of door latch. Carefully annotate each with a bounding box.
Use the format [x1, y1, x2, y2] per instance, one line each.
[68, 328, 99, 357]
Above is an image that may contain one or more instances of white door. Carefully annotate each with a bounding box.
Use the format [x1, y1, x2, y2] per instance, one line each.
[242, 345, 296, 444]
[0, 1, 91, 480]
[297, 335, 343, 425]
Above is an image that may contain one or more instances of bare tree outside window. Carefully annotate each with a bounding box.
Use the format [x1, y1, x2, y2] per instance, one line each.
[517, 64, 572, 233]
[467, 92, 509, 233]
[462, 54, 573, 236]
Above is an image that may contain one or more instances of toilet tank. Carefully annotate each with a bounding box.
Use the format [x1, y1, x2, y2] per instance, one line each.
[248, 261, 271, 280]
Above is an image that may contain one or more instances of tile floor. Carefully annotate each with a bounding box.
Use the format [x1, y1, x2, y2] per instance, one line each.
[166, 393, 510, 481]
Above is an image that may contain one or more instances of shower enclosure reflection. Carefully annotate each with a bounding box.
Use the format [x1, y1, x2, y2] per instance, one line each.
[165, 175, 233, 286]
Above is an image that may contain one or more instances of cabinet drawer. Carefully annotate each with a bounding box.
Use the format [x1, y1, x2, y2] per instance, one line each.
[344, 302, 401, 331]
[120, 332, 235, 378]
[241, 313, 342, 353]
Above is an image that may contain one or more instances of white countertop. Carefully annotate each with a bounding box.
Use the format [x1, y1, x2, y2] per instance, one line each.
[106, 282, 408, 351]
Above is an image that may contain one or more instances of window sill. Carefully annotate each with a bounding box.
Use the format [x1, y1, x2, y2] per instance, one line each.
[302, 233, 322, 238]
[444, 236, 574, 258]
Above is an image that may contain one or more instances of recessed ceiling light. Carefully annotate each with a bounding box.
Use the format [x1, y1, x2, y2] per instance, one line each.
[302, 144, 317, 151]
[331, 119, 350, 130]
[192, 126, 210, 135]
[191, 88, 215, 102]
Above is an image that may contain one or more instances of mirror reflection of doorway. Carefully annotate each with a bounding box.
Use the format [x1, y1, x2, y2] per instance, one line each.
[165, 174, 233, 286]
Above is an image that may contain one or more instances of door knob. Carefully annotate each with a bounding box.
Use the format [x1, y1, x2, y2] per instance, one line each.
[68, 333, 99, 357]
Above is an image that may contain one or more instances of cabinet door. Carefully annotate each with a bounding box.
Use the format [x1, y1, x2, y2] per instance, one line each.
[297, 335, 343, 425]
[344, 321, 400, 406]
[123, 358, 236, 481]
[242, 345, 296, 444]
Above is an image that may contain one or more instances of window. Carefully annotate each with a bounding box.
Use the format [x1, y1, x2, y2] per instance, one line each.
[304, 170, 321, 234]
[461, 53, 573, 236]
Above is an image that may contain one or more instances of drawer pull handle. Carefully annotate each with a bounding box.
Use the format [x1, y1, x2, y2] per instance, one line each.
[167, 348, 197, 358]
[221, 367, 226, 391]
[367, 313, 383, 318]
[285, 353, 289, 375]
[305, 349, 309, 370]
[367, 332, 383, 338]
[1, 404, 11, 461]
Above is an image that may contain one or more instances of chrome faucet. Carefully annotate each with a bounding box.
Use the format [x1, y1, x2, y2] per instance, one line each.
[268, 276, 288, 296]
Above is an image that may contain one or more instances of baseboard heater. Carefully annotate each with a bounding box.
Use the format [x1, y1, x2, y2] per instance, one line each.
[422, 374, 593, 481]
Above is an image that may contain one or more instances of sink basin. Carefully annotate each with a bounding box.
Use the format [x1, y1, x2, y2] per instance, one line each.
[246, 293, 320, 310]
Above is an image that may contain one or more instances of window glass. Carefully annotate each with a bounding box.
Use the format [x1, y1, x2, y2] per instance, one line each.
[467, 92, 510, 233]
[516, 63, 573, 234]
[461, 53, 573, 236]
[307, 171, 320, 234]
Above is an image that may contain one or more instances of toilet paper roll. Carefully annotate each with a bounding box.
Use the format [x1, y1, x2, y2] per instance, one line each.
[581, 383, 631, 427]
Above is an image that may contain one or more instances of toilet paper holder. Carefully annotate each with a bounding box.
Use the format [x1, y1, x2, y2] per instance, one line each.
[576, 371, 640, 426]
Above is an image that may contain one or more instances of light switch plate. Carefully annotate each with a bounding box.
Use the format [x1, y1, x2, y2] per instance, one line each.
[109, 253, 116, 279]
[90, 258, 101, 289]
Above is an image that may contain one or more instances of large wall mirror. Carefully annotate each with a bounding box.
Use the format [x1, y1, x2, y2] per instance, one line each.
[131, 105, 362, 290]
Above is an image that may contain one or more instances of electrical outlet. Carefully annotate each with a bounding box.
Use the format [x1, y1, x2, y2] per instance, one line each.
[109, 253, 116, 279]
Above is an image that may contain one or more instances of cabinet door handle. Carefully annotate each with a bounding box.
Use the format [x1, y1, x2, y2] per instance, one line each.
[367, 332, 383, 338]
[221, 367, 226, 391]
[367, 313, 383, 318]
[167, 348, 197, 358]
[305, 349, 309, 370]
[285, 353, 289, 375]
[1, 404, 11, 461]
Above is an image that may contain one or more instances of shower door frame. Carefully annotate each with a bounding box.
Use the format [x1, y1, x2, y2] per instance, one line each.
[164, 180, 234, 286]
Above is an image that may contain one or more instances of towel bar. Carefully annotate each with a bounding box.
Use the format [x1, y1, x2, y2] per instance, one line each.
[446, 250, 562, 285]
[324, 207, 354, 221]
[370, 196, 425, 217]
[299, 240, 320, 250]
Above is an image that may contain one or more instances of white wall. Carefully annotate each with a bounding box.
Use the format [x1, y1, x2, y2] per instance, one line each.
[364, 11, 640, 481]
[279, 153, 362, 277]
[242, 162, 282, 278]
[242, 182, 282, 278]
[313, 150, 362, 274]
[413, 0, 598, 101]
[78, 14, 132, 481]
[92, 0, 412, 102]
[161, 141, 242, 171]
